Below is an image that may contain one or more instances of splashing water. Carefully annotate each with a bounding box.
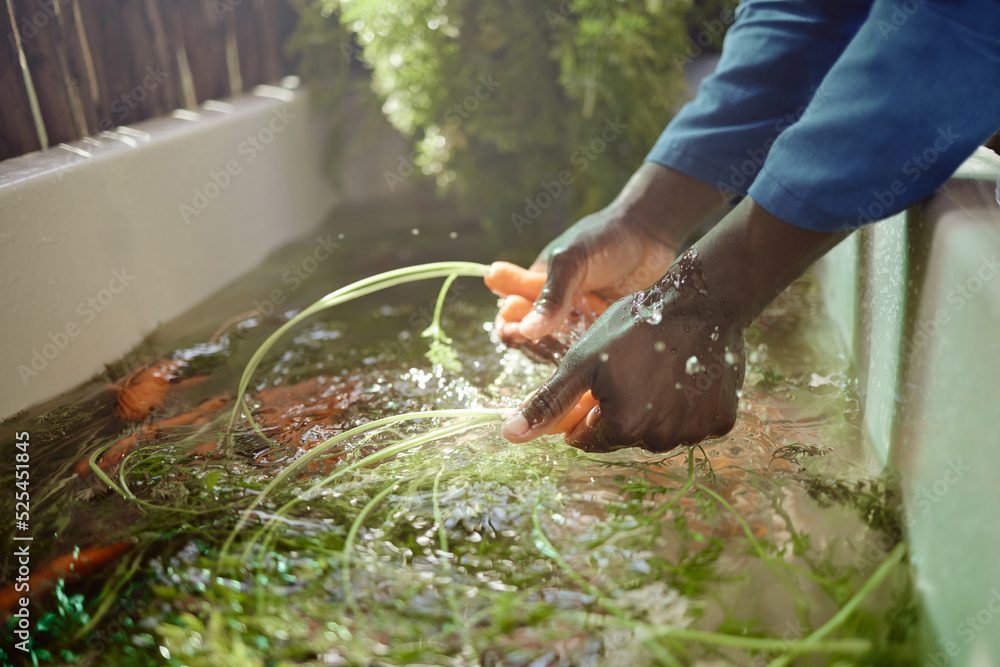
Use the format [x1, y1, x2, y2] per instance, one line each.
[630, 249, 710, 326]
[0, 228, 919, 666]
[685, 355, 705, 375]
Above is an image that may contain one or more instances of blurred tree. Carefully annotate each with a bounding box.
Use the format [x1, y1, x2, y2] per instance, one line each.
[290, 0, 737, 243]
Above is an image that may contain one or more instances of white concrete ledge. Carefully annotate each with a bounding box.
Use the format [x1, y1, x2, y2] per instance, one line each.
[817, 146, 1000, 666]
[0, 82, 336, 418]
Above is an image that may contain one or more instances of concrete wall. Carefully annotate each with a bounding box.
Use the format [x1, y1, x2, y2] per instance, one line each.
[0, 80, 336, 418]
[817, 147, 1000, 666]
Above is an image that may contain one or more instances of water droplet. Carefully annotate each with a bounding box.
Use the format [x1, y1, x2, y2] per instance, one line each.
[670, 347, 677, 355]
[634, 302, 662, 325]
[710, 331, 719, 341]
[674, 382, 682, 390]
[411, 228, 420, 235]
[449, 231, 457, 238]
[685, 355, 705, 375]
[653, 341, 666, 352]
[599, 352, 609, 362]
[684, 323, 691, 332]
[725, 351, 738, 366]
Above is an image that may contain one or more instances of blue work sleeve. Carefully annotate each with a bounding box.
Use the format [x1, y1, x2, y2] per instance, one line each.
[648, 0, 1000, 232]
[749, 0, 1000, 231]
[646, 0, 873, 200]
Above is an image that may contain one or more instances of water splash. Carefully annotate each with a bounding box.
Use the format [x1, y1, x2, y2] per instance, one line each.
[629, 249, 709, 326]
[685, 355, 705, 375]
[634, 301, 663, 325]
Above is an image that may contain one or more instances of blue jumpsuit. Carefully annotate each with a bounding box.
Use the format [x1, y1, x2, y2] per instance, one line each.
[646, 0, 1000, 232]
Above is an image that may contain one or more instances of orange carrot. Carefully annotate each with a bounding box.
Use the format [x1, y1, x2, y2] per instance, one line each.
[112, 360, 213, 422]
[113, 359, 184, 421]
[0, 541, 134, 616]
[488, 262, 612, 323]
[584, 292, 611, 318]
[195, 395, 228, 412]
[187, 440, 219, 458]
[549, 390, 600, 435]
[78, 433, 142, 476]
[153, 395, 228, 428]
[484, 261, 546, 300]
[78, 395, 230, 477]
[498, 295, 534, 322]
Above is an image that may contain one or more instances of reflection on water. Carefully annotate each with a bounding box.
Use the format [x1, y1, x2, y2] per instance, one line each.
[0, 207, 920, 665]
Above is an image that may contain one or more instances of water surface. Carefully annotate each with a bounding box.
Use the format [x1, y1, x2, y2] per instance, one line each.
[1, 202, 920, 666]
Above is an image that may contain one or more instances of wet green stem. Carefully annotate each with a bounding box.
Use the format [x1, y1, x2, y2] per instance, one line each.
[227, 262, 490, 439]
[765, 541, 908, 667]
[342, 480, 400, 614]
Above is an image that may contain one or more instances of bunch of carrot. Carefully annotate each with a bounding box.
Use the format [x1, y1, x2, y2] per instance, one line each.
[76, 394, 229, 478]
[484, 261, 605, 435]
[41, 261, 604, 617]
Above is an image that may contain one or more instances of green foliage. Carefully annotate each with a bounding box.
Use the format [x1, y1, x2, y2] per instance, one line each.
[296, 0, 732, 236]
[5, 261, 921, 666]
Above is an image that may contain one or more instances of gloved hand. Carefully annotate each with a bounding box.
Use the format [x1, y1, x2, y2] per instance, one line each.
[501, 250, 746, 452]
